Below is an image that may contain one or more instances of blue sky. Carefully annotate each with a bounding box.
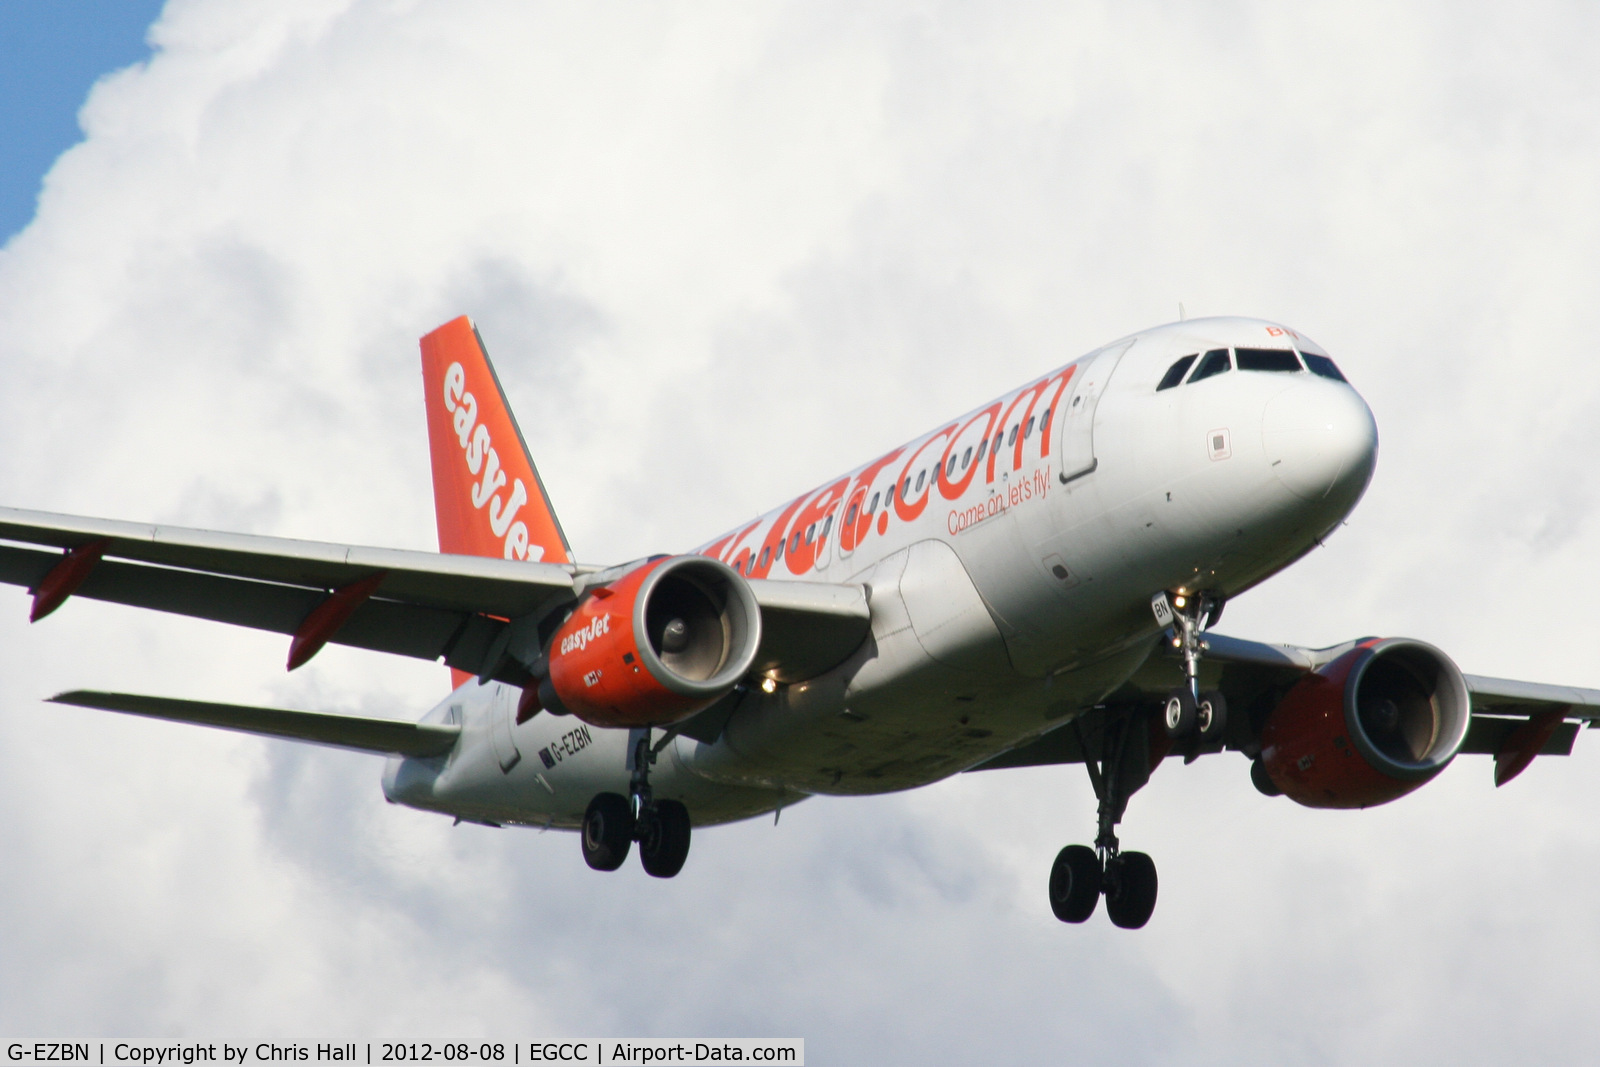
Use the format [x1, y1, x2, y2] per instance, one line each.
[0, 1, 164, 242]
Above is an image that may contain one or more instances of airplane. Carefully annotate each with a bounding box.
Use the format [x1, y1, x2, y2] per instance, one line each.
[4, 314, 1596, 930]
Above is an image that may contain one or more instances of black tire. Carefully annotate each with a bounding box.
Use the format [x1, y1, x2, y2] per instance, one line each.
[1048, 845, 1102, 923]
[1197, 689, 1228, 742]
[1104, 851, 1158, 929]
[1163, 688, 1197, 739]
[581, 792, 634, 871]
[1251, 756, 1283, 797]
[638, 798, 692, 879]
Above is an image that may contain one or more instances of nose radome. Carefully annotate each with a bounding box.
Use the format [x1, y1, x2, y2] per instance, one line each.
[1261, 381, 1379, 502]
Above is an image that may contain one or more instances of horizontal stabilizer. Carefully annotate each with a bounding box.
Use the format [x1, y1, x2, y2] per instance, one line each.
[49, 690, 459, 757]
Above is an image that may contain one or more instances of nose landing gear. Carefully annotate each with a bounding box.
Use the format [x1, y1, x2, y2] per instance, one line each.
[1049, 707, 1165, 929]
[580, 728, 693, 878]
[1154, 590, 1228, 746]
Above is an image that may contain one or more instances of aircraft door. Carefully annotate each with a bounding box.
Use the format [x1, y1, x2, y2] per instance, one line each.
[814, 499, 843, 570]
[1055, 340, 1134, 484]
[836, 484, 870, 561]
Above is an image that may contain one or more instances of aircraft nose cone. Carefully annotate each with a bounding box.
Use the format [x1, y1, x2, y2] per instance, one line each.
[1261, 381, 1378, 502]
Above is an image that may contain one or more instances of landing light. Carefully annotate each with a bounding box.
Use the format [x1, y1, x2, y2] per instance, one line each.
[1173, 594, 1187, 609]
[761, 677, 778, 694]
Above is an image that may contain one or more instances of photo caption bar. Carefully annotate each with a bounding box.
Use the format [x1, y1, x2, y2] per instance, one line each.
[4, 1042, 803, 1067]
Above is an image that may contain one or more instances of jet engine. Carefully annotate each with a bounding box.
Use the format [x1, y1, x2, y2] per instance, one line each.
[1259, 638, 1471, 808]
[544, 555, 762, 729]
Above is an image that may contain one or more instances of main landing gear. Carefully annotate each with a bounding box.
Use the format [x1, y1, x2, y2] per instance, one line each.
[1049, 590, 1225, 929]
[1049, 708, 1162, 929]
[581, 728, 692, 878]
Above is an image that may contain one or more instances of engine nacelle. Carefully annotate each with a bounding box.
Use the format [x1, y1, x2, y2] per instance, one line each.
[545, 555, 761, 729]
[1260, 638, 1471, 809]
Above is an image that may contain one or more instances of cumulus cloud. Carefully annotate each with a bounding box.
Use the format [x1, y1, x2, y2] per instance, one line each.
[2, 0, 1600, 1061]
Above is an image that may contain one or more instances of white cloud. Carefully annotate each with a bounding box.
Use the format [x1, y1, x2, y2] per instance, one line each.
[3, 0, 1600, 1060]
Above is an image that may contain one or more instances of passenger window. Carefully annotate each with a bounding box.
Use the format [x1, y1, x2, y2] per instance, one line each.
[804, 524, 815, 545]
[759, 546, 770, 568]
[915, 471, 926, 492]
[1157, 354, 1197, 391]
[977, 438, 988, 461]
[821, 515, 832, 538]
[789, 531, 801, 554]
[1235, 348, 1302, 373]
[962, 446, 972, 469]
[1302, 352, 1347, 381]
[902, 476, 912, 498]
[845, 503, 858, 526]
[946, 454, 958, 477]
[1039, 407, 1051, 431]
[1025, 415, 1036, 439]
[869, 491, 880, 512]
[994, 432, 1004, 452]
[1187, 349, 1231, 383]
[1006, 425, 1018, 447]
[774, 536, 785, 560]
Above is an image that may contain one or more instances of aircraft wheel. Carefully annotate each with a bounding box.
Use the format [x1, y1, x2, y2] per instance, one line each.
[1251, 757, 1283, 796]
[1048, 845, 1101, 923]
[1104, 851, 1158, 929]
[1197, 689, 1228, 742]
[638, 798, 692, 879]
[581, 792, 634, 871]
[1163, 688, 1197, 739]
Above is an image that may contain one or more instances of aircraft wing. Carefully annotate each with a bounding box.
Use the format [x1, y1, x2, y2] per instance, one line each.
[972, 632, 1600, 772]
[1192, 632, 1600, 723]
[0, 507, 870, 685]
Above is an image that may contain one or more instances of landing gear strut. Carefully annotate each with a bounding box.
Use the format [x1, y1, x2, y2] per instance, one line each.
[1154, 590, 1228, 746]
[1048, 708, 1161, 929]
[581, 728, 692, 878]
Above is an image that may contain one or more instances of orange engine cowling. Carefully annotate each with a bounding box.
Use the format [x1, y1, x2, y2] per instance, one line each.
[1260, 638, 1471, 809]
[544, 555, 761, 729]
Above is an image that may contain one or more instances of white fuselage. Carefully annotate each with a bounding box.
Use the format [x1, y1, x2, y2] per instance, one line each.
[383, 317, 1378, 829]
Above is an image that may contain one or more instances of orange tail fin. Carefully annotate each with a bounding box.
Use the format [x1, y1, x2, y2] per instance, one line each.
[420, 317, 572, 566]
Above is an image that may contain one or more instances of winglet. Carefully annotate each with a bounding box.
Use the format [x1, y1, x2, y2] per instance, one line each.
[420, 317, 571, 566]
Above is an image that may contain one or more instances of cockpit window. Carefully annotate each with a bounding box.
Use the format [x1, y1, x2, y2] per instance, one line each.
[1235, 348, 1302, 373]
[1302, 352, 1347, 382]
[1157, 354, 1196, 391]
[1187, 348, 1232, 383]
